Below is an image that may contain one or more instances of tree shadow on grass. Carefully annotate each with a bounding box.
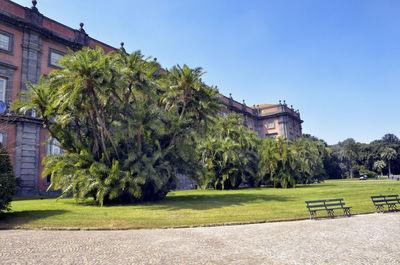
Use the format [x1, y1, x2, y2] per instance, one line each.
[0, 210, 68, 229]
[154, 192, 293, 211]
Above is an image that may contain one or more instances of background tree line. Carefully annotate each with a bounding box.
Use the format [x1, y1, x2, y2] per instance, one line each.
[325, 134, 399, 179]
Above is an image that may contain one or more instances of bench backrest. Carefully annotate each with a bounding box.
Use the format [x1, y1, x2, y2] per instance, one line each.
[384, 195, 399, 204]
[324, 198, 345, 208]
[305, 200, 326, 209]
[371, 195, 399, 205]
[305, 199, 346, 210]
[371, 195, 385, 204]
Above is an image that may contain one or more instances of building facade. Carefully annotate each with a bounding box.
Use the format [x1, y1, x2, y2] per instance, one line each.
[0, 0, 302, 195]
[0, 0, 118, 195]
[219, 95, 302, 140]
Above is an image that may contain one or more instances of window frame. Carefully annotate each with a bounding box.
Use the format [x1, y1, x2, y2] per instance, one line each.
[266, 133, 278, 139]
[0, 130, 7, 148]
[44, 136, 62, 185]
[0, 29, 14, 55]
[265, 120, 275, 129]
[48, 48, 66, 68]
[0, 76, 6, 102]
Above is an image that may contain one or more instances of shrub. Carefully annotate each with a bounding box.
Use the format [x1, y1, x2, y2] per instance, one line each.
[0, 143, 18, 212]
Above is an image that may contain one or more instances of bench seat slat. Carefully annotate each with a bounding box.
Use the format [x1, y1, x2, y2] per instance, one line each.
[305, 200, 326, 203]
[325, 203, 345, 207]
[307, 204, 326, 208]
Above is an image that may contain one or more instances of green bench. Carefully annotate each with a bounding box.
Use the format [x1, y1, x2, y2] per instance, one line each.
[371, 195, 400, 213]
[305, 199, 351, 220]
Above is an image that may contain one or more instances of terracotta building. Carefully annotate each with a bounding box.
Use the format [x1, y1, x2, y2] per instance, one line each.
[219, 95, 302, 140]
[0, 0, 118, 195]
[0, 0, 302, 195]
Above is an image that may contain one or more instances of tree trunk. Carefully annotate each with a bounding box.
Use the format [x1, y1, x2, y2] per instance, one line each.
[137, 129, 142, 153]
[88, 109, 100, 159]
[349, 161, 353, 179]
[388, 160, 391, 178]
[87, 83, 109, 163]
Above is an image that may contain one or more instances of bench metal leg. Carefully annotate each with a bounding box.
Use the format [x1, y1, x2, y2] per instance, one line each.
[375, 205, 384, 213]
[327, 209, 335, 218]
[388, 204, 397, 212]
[310, 211, 316, 220]
[343, 208, 351, 217]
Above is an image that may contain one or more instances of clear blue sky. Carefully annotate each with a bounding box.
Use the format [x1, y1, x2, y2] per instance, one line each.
[14, 0, 400, 145]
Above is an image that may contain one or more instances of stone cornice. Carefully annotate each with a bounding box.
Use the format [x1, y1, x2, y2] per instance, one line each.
[0, 10, 83, 50]
[0, 113, 43, 125]
[0, 59, 17, 70]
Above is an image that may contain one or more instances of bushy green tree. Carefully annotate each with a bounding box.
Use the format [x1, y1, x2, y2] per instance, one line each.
[12, 47, 220, 205]
[258, 137, 327, 188]
[197, 114, 260, 189]
[0, 144, 18, 212]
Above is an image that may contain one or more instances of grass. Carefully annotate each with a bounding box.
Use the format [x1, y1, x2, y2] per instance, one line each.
[13, 195, 60, 201]
[1, 181, 399, 229]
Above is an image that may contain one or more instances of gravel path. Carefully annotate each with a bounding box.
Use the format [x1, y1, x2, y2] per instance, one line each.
[1, 212, 399, 264]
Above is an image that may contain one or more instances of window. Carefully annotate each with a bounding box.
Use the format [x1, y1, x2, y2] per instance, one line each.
[47, 139, 61, 155]
[0, 131, 6, 148]
[265, 120, 275, 129]
[266, 133, 278, 139]
[0, 77, 5, 102]
[0, 30, 13, 54]
[44, 138, 62, 185]
[249, 121, 253, 130]
[0, 34, 9, 50]
[48, 48, 65, 68]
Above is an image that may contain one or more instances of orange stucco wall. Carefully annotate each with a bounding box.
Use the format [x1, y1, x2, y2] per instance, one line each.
[40, 40, 70, 75]
[0, 23, 23, 101]
[0, 0, 25, 18]
[89, 39, 115, 53]
[42, 17, 75, 39]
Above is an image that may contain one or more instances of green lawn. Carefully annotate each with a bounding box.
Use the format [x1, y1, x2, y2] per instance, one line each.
[1, 181, 399, 229]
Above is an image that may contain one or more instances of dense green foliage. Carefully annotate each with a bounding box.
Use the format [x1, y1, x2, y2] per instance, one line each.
[259, 137, 328, 188]
[0, 144, 18, 212]
[327, 134, 400, 179]
[12, 47, 221, 205]
[197, 114, 261, 189]
[198, 118, 330, 189]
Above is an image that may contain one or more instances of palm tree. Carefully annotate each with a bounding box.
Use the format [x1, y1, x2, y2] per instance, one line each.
[197, 114, 260, 190]
[338, 138, 359, 179]
[373, 160, 386, 179]
[163, 64, 204, 121]
[381, 147, 397, 178]
[47, 47, 121, 163]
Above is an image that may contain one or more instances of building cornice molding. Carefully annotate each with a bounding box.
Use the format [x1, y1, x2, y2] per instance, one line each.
[0, 11, 84, 50]
[0, 59, 17, 70]
[0, 114, 43, 125]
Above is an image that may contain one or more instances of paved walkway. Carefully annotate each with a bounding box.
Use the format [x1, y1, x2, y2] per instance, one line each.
[1, 212, 399, 264]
